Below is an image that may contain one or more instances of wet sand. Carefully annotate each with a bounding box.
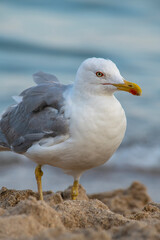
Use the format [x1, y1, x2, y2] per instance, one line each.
[0, 181, 160, 240]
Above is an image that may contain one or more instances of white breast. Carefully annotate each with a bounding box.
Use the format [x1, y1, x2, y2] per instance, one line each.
[25, 94, 126, 177]
[63, 94, 126, 169]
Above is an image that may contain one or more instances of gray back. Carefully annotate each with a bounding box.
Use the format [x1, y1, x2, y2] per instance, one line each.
[0, 72, 71, 153]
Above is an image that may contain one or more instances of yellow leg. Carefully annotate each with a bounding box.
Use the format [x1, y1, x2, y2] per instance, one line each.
[35, 165, 43, 200]
[71, 180, 79, 200]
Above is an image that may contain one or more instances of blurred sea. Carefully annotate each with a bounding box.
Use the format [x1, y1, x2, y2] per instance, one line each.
[0, 0, 160, 200]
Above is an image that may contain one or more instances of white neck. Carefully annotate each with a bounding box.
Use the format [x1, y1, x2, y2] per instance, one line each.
[72, 81, 114, 103]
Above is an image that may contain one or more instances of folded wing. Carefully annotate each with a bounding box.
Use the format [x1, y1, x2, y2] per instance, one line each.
[0, 72, 71, 153]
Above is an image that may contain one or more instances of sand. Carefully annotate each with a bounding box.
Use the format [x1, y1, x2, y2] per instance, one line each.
[0, 181, 160, 240]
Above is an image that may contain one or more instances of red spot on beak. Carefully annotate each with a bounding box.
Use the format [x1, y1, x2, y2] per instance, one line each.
[130, 89, 138, 95]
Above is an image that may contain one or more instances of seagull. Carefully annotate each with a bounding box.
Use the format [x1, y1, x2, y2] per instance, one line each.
[0, 58, 142, 200]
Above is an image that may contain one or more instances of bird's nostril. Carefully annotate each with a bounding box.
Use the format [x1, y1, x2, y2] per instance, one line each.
[128, 84, 132, 87]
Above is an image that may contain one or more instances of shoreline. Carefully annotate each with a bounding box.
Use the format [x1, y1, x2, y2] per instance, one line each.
[1, 161, 160, 202]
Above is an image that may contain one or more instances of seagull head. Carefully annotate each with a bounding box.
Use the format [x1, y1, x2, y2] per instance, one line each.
[75, 57, 142, 96]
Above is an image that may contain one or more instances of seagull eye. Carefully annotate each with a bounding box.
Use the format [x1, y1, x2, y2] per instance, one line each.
[96, 72, 104, 77]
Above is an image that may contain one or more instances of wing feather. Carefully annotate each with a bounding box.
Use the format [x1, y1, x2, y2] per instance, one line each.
[0, 73, 71, 153]
[33, 71, 59, 85]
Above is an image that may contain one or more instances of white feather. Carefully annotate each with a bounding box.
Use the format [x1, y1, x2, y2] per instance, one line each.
[12, 96, 23, 104]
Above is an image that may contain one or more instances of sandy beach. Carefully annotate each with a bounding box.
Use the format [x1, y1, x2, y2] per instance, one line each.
[0, 181, 160, 239]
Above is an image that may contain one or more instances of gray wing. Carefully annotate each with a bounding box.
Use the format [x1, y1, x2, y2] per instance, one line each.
[0, 73, 71, 153]
[33, 71, 59, 85]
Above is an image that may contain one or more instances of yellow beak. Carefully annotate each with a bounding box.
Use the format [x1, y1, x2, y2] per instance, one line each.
[113, 80, 142, 96]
